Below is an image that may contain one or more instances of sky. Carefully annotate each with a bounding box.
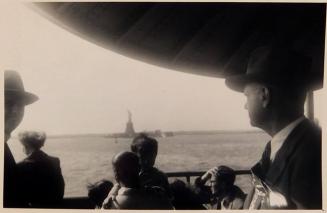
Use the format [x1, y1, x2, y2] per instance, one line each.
[1, 1, 325, 135]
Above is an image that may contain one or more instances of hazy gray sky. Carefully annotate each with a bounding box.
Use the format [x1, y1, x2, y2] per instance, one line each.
[1, 1, 324, 135]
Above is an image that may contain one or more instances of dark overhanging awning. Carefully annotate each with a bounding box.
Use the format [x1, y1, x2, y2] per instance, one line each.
[33, 2, 325, 89]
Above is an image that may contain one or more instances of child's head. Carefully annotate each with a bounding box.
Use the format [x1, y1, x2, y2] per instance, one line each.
[131, 133, 158, 170]
[112, 151, 140, 187]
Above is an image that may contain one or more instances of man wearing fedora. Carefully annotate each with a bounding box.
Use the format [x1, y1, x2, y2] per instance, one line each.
[4, 70, 38, 207]
[225, 46, 322, 209]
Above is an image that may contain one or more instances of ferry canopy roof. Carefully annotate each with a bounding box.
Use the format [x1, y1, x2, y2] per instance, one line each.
[35, 2, 325, 89]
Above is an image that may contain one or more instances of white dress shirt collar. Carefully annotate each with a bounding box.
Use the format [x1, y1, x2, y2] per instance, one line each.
[270, 116, 305, 161]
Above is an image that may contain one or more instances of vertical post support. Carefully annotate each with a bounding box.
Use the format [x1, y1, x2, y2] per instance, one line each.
[186, 176, 191, 184]
[305, 91, 314, 121]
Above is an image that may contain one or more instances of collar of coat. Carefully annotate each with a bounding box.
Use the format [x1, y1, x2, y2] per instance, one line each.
[25, 150, 48, 162]
[251, 118, 311, 187]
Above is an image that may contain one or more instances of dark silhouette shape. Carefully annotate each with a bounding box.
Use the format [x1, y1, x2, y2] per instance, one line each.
[87, 179, 113, 208]
[4, 70, 38, 208]
[170, 179, 206, 210]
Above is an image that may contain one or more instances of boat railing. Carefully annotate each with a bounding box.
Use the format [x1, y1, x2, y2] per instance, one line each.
[166, 169, 251, 184]
[59, 169, 252, 209]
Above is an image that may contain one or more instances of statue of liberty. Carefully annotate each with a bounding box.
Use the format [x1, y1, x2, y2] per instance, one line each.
[125, 110, 135, 137]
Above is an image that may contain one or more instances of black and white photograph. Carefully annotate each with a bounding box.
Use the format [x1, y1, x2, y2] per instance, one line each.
[1, 1, 326, 210]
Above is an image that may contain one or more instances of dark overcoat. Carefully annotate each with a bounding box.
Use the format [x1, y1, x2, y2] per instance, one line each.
[244, 118, 322, 209]
[17, 150, 65, 208]
[3, 142, 27, 207]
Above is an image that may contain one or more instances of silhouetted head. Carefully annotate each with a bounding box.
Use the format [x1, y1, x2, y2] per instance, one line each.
[131, 133, 158, 171]
[210, 166, 236, 196]
[87, 179, 113, 208]
[5, 71, 38, 138]
[112, 151, 140, 188]
[18, 131, 46, 155]
[170, 179, 205, 210]
[170, 179, 188, 194]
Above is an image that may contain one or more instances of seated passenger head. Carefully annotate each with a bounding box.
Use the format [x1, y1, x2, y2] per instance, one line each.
[211, 166, 235, 196]
[170, 179, 205, 210]
[131, 133, 158, 170]
[170, 179, 188, 194]
[112, 151, 140, 188]
[87, 179, 113, 208]
[170, 179, 192, 200]
[18, 131, 46, 155]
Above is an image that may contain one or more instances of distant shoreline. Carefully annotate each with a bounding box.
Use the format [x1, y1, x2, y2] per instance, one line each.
[41, 129, 264, 139]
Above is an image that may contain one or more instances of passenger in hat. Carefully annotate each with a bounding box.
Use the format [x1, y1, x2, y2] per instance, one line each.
[102, 151, 173, 209]
[5, 71, 38, 141]
[4, 70, 38, 207]
[17, 131, 65, 208]
[225, 45, 321, 209]
[193, 165, 245, 209]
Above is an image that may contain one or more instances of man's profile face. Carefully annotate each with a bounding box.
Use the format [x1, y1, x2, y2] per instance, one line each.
[5, 95, 25, 135]
[210, 177, 228, 197]
[210, 177, 219, 195]
[243, 83, 266, 128]
[133, 141, 157, 170]
[137, 150, 156, 170]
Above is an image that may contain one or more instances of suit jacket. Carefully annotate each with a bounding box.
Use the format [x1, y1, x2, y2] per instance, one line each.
[244, 118, 321, 209]
[17, 150, 65, 208]
[139, 167, 172, 199]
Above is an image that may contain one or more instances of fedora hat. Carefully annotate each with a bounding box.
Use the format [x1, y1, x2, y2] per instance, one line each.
[5, 70, 38, 105]
[225, 45, 312, 92]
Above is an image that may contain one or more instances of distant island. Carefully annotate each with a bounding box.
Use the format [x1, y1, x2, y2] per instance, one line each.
[106, 110, 174, 138]
[42, 129, 263, 139]
[172, 129, 263, 135]
[31, 111, 263, 139]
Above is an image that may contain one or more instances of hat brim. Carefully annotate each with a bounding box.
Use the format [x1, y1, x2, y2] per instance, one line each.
[225, 73, 269, 92]
[5, 90, 39, 105]
[226, 72, 311, 93]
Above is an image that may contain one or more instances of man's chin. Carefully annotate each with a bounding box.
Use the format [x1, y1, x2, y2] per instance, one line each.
[5, 124, 17, 136]
[5, 126, 13, 136]
[5, 117, 23, 132]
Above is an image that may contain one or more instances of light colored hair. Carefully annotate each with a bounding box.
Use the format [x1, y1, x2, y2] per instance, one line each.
[18, 131, 46, 150]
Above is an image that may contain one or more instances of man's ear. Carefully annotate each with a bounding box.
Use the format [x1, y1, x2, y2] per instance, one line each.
[261, 86, 270, 108]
